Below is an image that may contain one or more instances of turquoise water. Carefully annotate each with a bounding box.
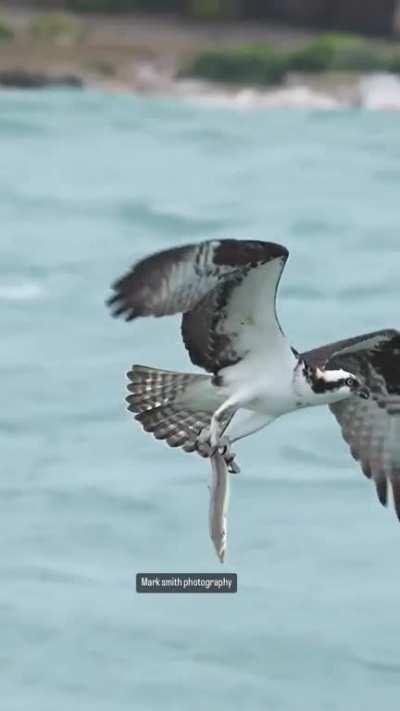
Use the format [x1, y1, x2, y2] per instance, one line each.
[2, 89, 400, 710]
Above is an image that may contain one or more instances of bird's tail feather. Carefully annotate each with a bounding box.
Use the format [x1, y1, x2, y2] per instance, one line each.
[126, 365, 216, 455]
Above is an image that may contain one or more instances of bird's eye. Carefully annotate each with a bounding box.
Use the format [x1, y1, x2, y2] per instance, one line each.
[345, 377, 357, 388]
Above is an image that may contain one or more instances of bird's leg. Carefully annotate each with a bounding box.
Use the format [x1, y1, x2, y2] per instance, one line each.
[209, 395, 243, 449]
[209, 413, 224, 449]
[198, 428, 240, 473]
[199, 408, 273, 471]
[199, 396, 268, 472]
[198, 427, 226, 454]
[198, 395, 243, 467]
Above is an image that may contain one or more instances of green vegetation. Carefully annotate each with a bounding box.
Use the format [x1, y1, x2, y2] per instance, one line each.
[184, 33, 400, 86]
[289, 34, 389, 72]
[30, 13, 85, 44]
[66, 0, 133, 9]
[65, 0, 236, 13]
[389, 54, 400, 73]
[182, 46, 286, 86]
[65, 0, 176, 11]
[86, 59, 116, 77]
[185, 0, 239, 19]
[0, 18, 14, 41]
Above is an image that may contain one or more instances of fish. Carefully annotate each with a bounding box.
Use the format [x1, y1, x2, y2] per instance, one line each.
[208, 450, 230, 563]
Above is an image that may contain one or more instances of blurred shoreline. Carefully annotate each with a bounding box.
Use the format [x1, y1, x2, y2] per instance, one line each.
[1, 5, 400, 109]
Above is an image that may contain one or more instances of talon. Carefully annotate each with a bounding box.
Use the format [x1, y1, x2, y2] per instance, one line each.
[197, 428, 240, 474]
[223, 447, 240, 474]
[227, 459, 240, 474]
[224, 449, 235, 462]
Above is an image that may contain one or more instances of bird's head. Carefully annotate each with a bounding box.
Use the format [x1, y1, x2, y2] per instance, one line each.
[296, 361, 370, 406]
[309, 366, 370, 403]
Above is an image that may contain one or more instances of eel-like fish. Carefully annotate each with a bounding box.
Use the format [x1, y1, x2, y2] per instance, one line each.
[209, 451, 230, 563]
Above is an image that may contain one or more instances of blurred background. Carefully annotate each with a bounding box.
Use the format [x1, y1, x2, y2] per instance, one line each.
[2, 2, 400, 711]
[5, 0, 400, 31]
[1, 0, 400, 98]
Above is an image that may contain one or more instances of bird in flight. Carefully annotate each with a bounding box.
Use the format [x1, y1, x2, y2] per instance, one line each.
[108, 239, 400, 522]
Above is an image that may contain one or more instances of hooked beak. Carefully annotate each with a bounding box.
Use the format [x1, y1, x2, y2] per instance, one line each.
[358, 386, 370, 400]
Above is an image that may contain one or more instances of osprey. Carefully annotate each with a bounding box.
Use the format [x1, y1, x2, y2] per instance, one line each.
[108, 239, 400, 521]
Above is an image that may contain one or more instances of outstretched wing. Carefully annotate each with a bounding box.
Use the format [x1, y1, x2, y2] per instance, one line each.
[108, 239, 289, 373]
[302, 329, 400, 518]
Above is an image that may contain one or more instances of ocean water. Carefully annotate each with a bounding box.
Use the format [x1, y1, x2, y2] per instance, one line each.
[1, 89, 400, 710]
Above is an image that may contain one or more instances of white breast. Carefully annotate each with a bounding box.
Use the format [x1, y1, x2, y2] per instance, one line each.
[221, 345, 299, 418]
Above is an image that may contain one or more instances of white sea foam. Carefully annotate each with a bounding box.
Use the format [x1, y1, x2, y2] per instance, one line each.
[359, 73, 400, 110]
[0, 282, 44, 302]
[179, 81, 342, 110]
[176, 74, 400, 111]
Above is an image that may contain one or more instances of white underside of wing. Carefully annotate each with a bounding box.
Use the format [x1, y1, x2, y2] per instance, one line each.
[218, 257, 290, 361]
[210, 259, 297, 417]
[223, 259, 283, 338]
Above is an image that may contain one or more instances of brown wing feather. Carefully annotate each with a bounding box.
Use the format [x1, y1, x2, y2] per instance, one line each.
[303, 331, 400, 519]
[108, 239, 289, 373]
[108, 239, 287, 320]
[181, 273, 243, 372]
[301, 329, 398, 368]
